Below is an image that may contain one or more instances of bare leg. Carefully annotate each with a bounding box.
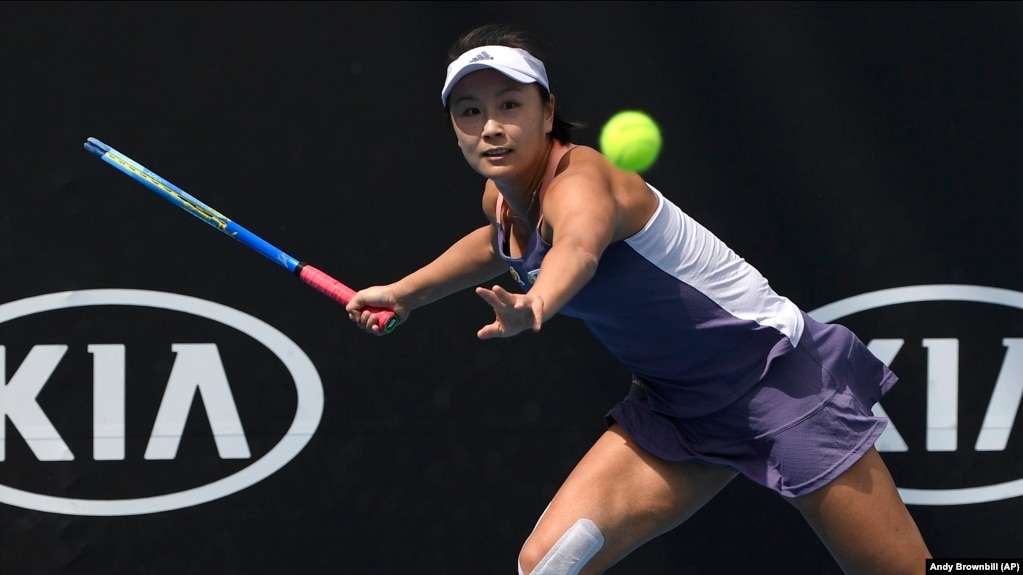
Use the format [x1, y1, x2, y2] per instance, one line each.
[790, 447, 931, 575]
[518, 424, 737, 575]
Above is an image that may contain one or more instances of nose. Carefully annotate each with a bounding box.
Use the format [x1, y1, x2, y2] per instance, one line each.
[482, 117, 503, 139]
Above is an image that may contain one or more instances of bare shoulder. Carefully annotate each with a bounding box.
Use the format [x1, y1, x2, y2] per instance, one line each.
[555, 145, 609, 179]
[549, 145, 657, 241]
[482, 180, 501, 226]
[546, 145, 612, 200]
[553, 145, 647, 194]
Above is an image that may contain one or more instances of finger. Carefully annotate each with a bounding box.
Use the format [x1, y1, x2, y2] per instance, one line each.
[360, 310, 378, 330]
[491, 285, 518, 305]
[362, 313, 388, 336]
[475, 286, 508, 309]
[477, 321, 503, 340]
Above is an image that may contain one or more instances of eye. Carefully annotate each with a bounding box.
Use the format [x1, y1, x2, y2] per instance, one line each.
[460, 107, 480, 117]
[500, 100, 519, 110]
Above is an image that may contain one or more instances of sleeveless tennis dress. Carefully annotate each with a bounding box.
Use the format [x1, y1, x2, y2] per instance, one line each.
[495, 142, 896, 497]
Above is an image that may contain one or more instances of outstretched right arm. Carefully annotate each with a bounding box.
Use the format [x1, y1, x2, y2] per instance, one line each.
[347, 188, 507, 334]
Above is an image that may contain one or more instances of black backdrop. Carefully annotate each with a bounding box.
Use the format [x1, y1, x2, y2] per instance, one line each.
[2, 2, 1021, 573]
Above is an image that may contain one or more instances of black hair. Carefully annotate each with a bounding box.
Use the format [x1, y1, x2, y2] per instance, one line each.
[446, 24, 583, 143]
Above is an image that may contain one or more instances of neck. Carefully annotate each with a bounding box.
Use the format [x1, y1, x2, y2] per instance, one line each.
[505, 138, 553, 222]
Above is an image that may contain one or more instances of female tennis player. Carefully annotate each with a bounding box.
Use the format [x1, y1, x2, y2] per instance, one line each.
[347, 24, 931, 575]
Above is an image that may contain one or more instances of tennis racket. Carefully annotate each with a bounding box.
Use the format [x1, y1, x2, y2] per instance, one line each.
[83, 137, 399, 333]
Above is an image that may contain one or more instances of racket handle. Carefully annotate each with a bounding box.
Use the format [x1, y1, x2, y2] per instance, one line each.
[296, 263, 400, 334]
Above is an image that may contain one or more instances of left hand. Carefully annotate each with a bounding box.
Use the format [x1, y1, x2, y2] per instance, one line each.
[475, 285, 545, 339]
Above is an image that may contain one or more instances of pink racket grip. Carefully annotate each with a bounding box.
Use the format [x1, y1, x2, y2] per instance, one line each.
[295, 263, 400, 334]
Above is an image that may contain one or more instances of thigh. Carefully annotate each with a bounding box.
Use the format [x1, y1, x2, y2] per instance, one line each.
[519, 423, 737, 575]
[790, 447, 931, 575]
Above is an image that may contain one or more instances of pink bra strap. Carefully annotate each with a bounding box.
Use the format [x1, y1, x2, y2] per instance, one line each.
[538, 141, 575, 201]
[495, 140, 576, 220]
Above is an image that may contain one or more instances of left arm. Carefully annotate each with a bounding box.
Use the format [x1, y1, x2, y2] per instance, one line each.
[476, 167, 620, 338]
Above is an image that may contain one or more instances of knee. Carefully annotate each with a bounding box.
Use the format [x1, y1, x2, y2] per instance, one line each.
[517, 519, 605, 575]
[517, 536, 547, 575]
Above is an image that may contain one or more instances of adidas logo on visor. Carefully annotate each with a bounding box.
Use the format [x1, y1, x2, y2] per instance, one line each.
[468, 51, 494, 63]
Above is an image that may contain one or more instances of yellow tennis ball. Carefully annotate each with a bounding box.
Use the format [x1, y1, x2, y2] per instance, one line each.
[599, 110, 662, 173]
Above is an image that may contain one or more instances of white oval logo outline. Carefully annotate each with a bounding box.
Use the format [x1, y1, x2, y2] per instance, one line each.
[0, 289, 324, 516]
[809, 284, 1023, 506]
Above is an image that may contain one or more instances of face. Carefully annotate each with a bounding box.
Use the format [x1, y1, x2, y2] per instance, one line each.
[447, 69, 555, 184]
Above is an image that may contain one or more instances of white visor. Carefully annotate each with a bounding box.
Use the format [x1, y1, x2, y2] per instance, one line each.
[441, 45, 549, 107]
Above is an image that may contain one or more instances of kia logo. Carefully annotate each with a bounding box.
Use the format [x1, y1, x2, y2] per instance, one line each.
[810, 285, 1023, 506]
[0, 289, 323, 516]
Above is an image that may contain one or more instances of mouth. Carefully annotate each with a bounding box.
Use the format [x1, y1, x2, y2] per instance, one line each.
[482, 148, 511, 158]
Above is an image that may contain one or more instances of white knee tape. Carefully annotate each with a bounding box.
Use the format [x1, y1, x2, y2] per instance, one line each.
[528, 518, 604, 575]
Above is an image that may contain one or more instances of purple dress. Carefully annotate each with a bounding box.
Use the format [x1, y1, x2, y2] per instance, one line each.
[495, 147, 895, 497]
